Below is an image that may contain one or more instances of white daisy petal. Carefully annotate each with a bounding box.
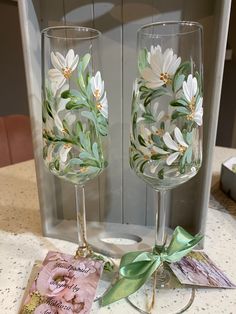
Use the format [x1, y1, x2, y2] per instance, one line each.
[194, 113, 203, 126]
[163, 49, 174, 73]
[70, 54, 79, 71]
[59, 145, 72, 163]
[99, 92, 108, 118]
[57, 98, 69, 112]
[163, 132, 179, 151]
[183, 81, 191, 102]
[54, 113, 64, 132]
[174, 127, 188, 147]
[195, 97, 203, 112]
[51, 52, 62, 71]
[152, 146, 169, 155]
[55, 52, 66, 68]
[166, 152, 180, 165]
[150, 164, 158, 174]
[66, 49, 75, 68]
[146, 80, 164, 89]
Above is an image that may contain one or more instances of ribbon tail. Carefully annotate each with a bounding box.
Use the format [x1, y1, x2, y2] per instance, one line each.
[101, 273, 151, 306]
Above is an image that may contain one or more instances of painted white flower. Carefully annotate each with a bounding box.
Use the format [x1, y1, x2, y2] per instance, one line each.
[137, 101, 164, 123]
[142, 45, 181, 89]
[139, 125, 168, 157]
[48, 49, 79, 95]
[90, 71, 108, 119]
[133, 79, 139, 98]
[163, 127, 188, 165]
[96, 92, 108, 119]
[91, 71, 104, 101]
[183, 74, 203, 126]
[45, 143, 55, 163]
[58, 144, 72, 163]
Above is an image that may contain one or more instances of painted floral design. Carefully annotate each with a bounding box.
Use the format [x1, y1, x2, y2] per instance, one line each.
[163, 127, 189, 166]
[141, 45, 181, 89]
[49, 49, 79, 95]
[21, 251, 103, 314]
[130, 45, 203, 182]
[43, 49, 108, 186]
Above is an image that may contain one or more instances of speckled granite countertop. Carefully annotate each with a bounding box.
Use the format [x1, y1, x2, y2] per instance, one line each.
[0, 147, 236, 313]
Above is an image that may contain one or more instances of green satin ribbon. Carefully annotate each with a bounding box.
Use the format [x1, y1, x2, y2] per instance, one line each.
[102, 226, 203, 306]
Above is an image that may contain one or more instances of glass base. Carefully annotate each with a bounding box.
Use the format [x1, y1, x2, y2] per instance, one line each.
[127, 266, 195, 314]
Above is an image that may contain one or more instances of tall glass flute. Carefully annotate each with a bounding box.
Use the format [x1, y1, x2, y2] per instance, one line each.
[129, 21, 203, 312]
[42, 26, 108, 258]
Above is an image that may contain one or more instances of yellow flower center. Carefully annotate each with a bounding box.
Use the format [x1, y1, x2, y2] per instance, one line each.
[64, 143, 72, 149]
[178, 145, 187, 155]
[62, 67, 72, 79]
[160, 72, 171, 85]
[96, 103, 102, 110]
[155, 129, 164, 136]
[187, 97, 196, 121]
[80, 167, 88, 173]
[94, 89, 101, 100]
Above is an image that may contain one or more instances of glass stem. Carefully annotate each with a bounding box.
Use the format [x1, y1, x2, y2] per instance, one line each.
[75, 184, 88, 250]
[154, 189, 167, 250]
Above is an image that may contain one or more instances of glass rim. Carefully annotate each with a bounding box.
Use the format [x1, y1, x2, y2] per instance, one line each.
[41, 26, 101, 40]
[138, 21, 203, 37]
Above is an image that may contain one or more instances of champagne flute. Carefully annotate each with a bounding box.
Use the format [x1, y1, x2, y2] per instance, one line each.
[129, 21, 203, 313]
[41, 26, 109, 258]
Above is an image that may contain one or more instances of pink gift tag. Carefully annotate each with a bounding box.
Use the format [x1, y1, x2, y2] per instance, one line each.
[20, 251, 104, 314]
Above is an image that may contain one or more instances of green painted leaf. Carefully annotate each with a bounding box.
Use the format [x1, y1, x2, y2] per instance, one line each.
[69, 158, 84, 165]
[140, 160, 148, 173]
[173, 74, 185, 93]
[92, 142, 100, 160]
[151, 87, 170, 99]
[75, 121, 83, 135]
[186, 131, 193, 145]
[54, 159, 60, 171]
[79, 151, 93, 160]
[66, 101, 84, 110]
[151, 154, 162, 160]
[82, 53, 91, 72]
[138, 48, 148, 73]
[139, 86, 149, 92]
[186, 147, 193, 164]
[176, 107, 189, 114]
[81, 111, 97, 125]
[171, 111, 187, 120]
[132, 112, 137, 138]
[158, 168, 164, 179]
[170, 99, 188, 107]
[44, 100, 53, 118]
[151, 134, 163, 148]
[78, 74, 86, 93]
[61, 90, 71, 99]
[62, 119, 70, 134]
[138, 135, 146, 147]
[79, 132, 91, 152]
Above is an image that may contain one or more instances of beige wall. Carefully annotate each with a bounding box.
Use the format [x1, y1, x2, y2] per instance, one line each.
[0, 0, 29, 116]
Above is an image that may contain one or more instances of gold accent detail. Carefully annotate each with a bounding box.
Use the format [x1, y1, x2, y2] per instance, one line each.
[187, 97, 196, 121]
[160, 72, 171, 85]
[96, 103, 102, 110]
[62, 67, 72, 79]
[94, 89, 101, 100]
[179, 145, 187, 155]
[155, 128, 164, 136]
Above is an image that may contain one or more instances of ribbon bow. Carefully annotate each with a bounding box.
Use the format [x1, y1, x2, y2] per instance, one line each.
[102, 226, 203, 306]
